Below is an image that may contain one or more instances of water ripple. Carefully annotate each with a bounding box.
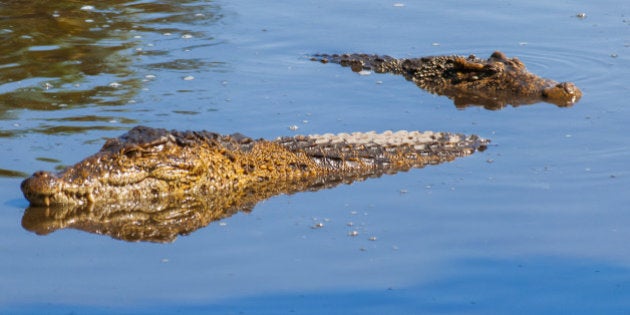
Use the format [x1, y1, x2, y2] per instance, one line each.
[0, 0, 223, 126]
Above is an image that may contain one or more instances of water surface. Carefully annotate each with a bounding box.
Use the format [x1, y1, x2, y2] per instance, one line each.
[1, 0, 630, 314]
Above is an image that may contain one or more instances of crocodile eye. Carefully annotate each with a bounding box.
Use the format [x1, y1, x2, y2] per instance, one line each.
[121, 145, 144, 158]
[124, 149, 139, 158]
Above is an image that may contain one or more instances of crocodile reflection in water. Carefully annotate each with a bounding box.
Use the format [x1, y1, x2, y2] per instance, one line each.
[21, 126, 488, 242]
[312, 51, 582, 110]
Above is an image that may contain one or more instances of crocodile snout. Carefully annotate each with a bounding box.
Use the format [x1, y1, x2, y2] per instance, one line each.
[21, 171, 59, 206]
[542, 82, 583, 106]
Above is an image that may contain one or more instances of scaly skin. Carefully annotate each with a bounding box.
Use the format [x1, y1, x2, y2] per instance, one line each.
[20, 126, 488, 242]
[21, 125, 487, 207]
[313, 51, 582, 109]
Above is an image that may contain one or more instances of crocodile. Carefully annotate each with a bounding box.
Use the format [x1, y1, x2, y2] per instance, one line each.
[21, 125, 488, 242]
[312, 51, 582, 110]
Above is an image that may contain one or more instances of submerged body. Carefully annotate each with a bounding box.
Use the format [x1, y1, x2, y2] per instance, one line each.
[21, 126, 487, 207]
[20, 126, 487, 242]
[313, 51, 582, 109]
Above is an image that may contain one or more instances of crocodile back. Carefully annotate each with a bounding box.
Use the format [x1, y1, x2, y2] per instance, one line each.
[275, 131, 487, 176]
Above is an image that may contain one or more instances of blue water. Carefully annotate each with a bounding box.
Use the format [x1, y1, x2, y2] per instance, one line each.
[1, 0, 630, 314]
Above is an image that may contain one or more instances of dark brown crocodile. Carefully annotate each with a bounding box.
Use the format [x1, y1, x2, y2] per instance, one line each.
[312, 51, 582, 110]
[21, 125, 488, 242]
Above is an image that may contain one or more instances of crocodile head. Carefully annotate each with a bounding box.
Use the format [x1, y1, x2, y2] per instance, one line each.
[21, 126, 228, 207]
[486, 51, 582, 107]
[20, 144, 163, 207]
[426, 51, 582, 109]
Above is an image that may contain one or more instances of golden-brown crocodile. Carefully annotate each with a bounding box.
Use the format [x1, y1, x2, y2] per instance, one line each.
[20, 126, 488, 242]
[312, 51, 582, 110]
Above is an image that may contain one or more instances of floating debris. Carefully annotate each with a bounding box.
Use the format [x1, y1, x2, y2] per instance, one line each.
[311, 222, 324, 229]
